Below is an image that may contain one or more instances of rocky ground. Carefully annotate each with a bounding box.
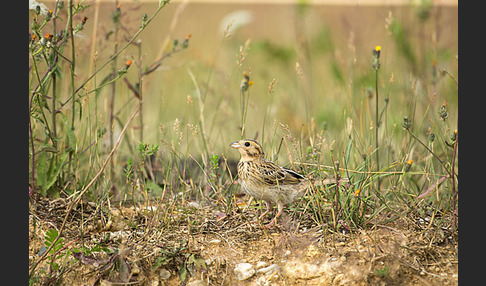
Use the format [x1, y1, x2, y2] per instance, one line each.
[29, 196, 458, 285]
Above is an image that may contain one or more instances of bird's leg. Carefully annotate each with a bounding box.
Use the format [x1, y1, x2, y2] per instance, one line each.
[266, 201, 284, 228]
[258, 200, 272, 221]
[243, 197, 253, 212]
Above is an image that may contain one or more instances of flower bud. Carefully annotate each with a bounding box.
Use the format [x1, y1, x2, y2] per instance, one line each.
[401, 116, 412, 130]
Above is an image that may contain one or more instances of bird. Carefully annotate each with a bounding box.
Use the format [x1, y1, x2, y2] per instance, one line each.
[230, 139, 311, 227]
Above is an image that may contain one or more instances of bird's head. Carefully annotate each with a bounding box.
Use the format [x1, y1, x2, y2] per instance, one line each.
[230, 139, 264, 161]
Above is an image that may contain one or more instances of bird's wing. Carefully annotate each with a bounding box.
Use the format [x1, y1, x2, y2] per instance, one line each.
[256, 160, 305, 186]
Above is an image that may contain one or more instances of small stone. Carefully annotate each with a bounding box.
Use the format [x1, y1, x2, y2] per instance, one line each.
[256, 264, 280, 276]
[234, 263, 255, 281]
[159, 268, 171, 279]
[187, 279, 205, 286]
[255, 261, 268, 269]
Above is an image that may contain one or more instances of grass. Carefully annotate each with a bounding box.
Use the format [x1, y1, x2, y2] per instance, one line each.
[29, 1, 457, 284]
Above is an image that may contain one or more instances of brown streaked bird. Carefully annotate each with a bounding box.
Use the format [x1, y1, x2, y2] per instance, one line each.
[230, 139, 310, 227]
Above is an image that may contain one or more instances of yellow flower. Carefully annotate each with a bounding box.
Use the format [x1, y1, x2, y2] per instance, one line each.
[354, 189, 361, 197]
[404, 159, 413, 172]
[240, 71, 252, 92]
[372, 46, 381, 70]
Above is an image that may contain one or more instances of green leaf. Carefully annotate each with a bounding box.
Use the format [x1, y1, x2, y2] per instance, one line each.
[59, 112, 77, 152]
[66, 126, 76, 152]
[43, 153, 69, 194]
[179, 264, 187, 282]
[45, 228, 58, 244]
[44, 228, 63, 254]
[188, 254, 207, 271]
[152, 255, 171, 269]
[146, 180, 162, 194]
[116, 255, 130, 282]
[37, 152, 48, 196]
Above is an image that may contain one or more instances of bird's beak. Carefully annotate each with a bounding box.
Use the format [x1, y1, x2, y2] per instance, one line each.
[230, 141, 240, 149]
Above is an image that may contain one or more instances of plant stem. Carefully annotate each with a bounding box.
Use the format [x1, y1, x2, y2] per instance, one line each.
[451, 132, 458, 228]
[138, 42, 144, 142]
[66, 0, 76, 182]
[51, 1, 59, 152]
[240, 89, 250, 139]
[374, 68, 381, 190]
[68, 0, 76, 132]
[109, 0, 120, 192]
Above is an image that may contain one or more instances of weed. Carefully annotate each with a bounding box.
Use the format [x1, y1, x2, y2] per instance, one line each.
[30, 228, 75, 285]
[375, 265, 390, 278]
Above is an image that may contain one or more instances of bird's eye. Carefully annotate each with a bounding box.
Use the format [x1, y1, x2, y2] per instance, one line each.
[244, 142, 250, 147]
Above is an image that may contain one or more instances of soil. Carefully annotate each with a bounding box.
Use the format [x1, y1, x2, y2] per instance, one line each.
[29, 196, 458, 285]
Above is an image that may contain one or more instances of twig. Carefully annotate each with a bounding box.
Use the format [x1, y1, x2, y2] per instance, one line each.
[417, 174, 450, 199]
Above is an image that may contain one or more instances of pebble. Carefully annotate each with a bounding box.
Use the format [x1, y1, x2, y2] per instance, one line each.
[234, 263, 255, 281]
[159, 268, 171, 279]
[256, 264, 280, 276]
[187, 280, 205, 286]
[255, 261, 268, 269]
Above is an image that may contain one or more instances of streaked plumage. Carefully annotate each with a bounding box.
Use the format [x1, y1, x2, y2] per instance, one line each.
[230, 139, 310, 227]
